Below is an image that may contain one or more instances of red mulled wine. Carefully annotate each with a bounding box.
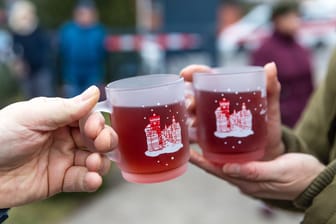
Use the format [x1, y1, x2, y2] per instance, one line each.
[195, 90, 267, 163]
[111, 102, 189, 174]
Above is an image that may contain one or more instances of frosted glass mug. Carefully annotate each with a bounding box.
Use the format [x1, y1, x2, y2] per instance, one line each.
[95, 74, 190, 184]
[193, 66, 267, 164]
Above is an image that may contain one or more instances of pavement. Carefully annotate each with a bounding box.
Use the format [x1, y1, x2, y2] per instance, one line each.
[63, 149, 303, 224]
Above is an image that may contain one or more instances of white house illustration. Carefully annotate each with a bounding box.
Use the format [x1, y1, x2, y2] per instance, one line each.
[214, 98, 254, 138]
[144, 114, 183, 157]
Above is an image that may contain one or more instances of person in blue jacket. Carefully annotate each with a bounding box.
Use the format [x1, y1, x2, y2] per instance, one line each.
[59, 0, 106, 97]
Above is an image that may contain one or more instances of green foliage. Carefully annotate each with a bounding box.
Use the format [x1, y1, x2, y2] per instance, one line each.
[8, 195, 80, 224]
[0, 64, 20, 108]
[8, 173, 114, 224]
[29, 0, 136, 29]
[96, 0, 136, 28]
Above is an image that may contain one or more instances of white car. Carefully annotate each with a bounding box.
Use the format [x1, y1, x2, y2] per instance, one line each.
[218, 2, 336, 60]
[299, 0, 336, 48]
[218, 4, 271, 58]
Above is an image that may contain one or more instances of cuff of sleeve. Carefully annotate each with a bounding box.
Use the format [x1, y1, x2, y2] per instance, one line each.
[294, 160, 336, 210]
[0, 208, 9, 223]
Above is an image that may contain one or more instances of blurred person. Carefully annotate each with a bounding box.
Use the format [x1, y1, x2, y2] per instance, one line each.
[0, 3, 19, 107]
[217, 0, 243, 34]
[0, 86, 117, 222]
[0, 5, 14, 63]
[8, 0, 54, 99]
[59, 0, 106, 98]
[251, 2, 314, 127]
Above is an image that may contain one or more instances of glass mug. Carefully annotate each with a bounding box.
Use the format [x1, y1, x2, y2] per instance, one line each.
[95, 74, 190, 184]
[193, 66, 267, 164]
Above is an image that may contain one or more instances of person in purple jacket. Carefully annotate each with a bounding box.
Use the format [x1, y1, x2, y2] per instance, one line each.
[251, 2, 314, 127]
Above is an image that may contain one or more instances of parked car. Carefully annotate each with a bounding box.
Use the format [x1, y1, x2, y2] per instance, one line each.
[218, 1, 336, 60]
[300, 0, 336, 48]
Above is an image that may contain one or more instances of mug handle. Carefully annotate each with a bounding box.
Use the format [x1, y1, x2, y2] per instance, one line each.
[91, 100, 120, 162]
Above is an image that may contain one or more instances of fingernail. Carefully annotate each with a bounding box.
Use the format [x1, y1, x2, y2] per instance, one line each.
[223, 164, 241, 176]
[186, 118, 193, 127]
[186, 98, 192, 108]
[80, 86, 98, 102]
[269, 61, 276, 67]
[110, 130, 119, 149]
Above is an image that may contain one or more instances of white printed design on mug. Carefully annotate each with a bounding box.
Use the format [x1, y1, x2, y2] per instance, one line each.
[214, 98, 254, 138]
[144, 114, 183, 157]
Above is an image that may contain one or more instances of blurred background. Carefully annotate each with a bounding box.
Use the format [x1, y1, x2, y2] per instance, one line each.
[1, 0, 335, 223]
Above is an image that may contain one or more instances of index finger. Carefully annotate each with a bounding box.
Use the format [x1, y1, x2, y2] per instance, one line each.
[81, 112, 118, 153]
[180, 65, 212, 82]
[222, 159, 283, 182]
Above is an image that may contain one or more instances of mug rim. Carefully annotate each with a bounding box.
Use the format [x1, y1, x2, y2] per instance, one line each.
[194, 66, 264, 77]
[106, 74, 183, 92]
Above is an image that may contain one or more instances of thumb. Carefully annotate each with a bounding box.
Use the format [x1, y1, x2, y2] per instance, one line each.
[264, 62, 281, 122]
[222, 159, 283, 181]
[180, 64, 211, 82]
[22, 86, 100, 130]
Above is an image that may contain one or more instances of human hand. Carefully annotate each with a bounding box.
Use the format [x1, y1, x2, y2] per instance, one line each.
[190, 151, 325, 200]
[180, 62, 285, 160]
[0, 86, 117, 208]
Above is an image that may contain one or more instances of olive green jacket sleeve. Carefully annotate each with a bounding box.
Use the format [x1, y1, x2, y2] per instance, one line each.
[279, 50, 336, 223]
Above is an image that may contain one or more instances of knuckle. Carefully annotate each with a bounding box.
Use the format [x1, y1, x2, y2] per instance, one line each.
[277, 81, 281, 92]
[111, 130, 119, 148]
[244, 166, 260, 180]
[30, 96, 49, 104]
[60, 98, 78, 120]
[59, 98, 71, 110]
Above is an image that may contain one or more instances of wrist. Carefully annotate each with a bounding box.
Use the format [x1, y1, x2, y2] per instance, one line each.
[0, 196, 11, 209]
[0, 174, 21, 208]
[294, 160, 336, 209]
